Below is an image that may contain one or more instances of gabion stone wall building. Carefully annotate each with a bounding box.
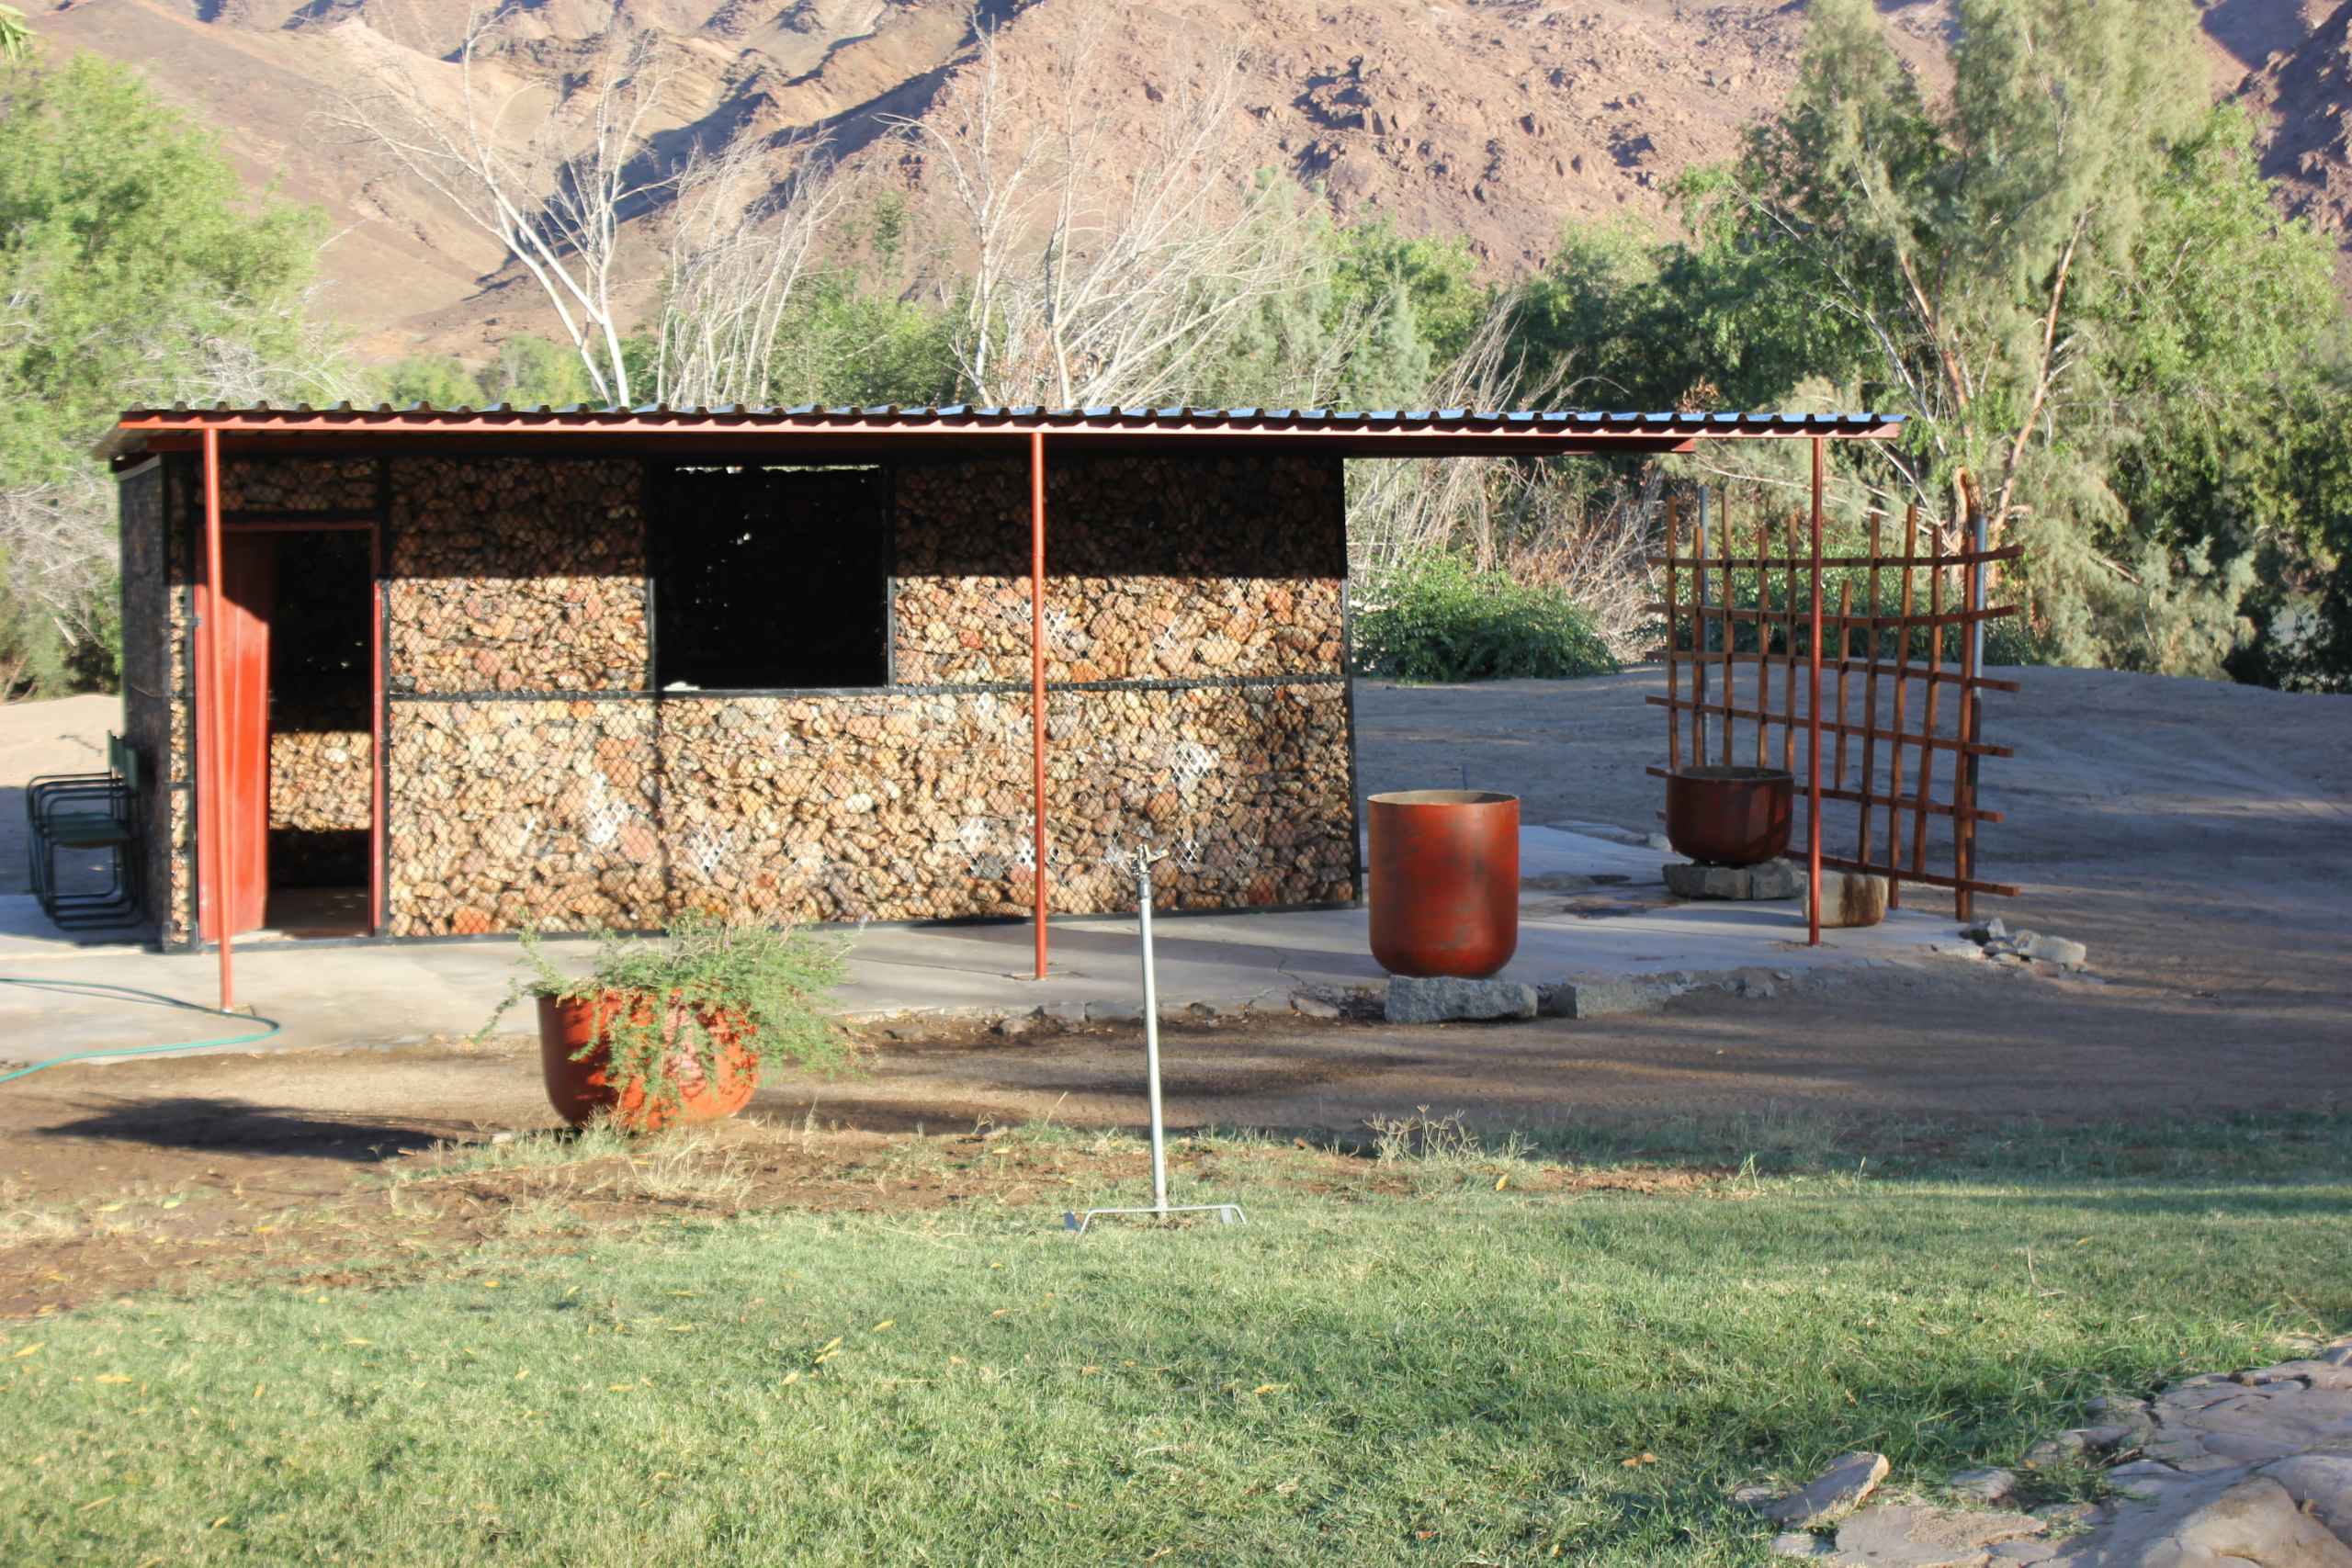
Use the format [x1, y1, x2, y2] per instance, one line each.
[103, 404, 1897, 968]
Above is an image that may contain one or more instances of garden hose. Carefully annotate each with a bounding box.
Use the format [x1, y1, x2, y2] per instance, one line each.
[0, 977, 280, 1086]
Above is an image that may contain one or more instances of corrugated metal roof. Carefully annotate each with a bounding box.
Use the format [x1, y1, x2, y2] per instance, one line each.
[117, 400, 1901, 431]
[102, 401, 1903, 458]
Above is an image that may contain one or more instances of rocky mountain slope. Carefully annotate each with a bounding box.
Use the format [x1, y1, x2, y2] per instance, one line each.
[2237, 0, 2352, 288]
[25, 0, 2347, 360]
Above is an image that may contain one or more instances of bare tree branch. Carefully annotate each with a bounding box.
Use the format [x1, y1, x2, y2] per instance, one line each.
[325, 4, 684, 406]
[894, 6, 1299, 409]
[649, 132, 854, 409]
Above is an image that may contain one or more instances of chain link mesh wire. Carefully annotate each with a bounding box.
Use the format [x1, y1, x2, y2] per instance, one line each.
[387, 694, 1033, 934]
[1044, 683, 1354, 915]
[384, 680, 1356, 935]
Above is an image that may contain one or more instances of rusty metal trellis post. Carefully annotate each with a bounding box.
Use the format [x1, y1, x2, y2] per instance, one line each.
[1718, 497, 1735, 764]
[1959, 508, 1988, 923]
[1855, 512, 1883, 876]
[1807, 437, 1824, 946]
[198, 427, 235, 1010]
[1885, 506, 1918, 909]
[1782, 512, 1800, 774]
[1664, 497, 1681, 776]
[1029, 430, 1049, 980]
[1692, 488, 1710, 763]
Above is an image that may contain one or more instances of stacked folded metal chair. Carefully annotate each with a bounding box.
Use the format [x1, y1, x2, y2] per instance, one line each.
[27, 734, 143, 929]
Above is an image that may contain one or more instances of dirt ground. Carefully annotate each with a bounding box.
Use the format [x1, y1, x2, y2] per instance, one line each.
[1360, 666, 2352, 1024]
[0, 1030, 1747, 1317]
[2, 667, 2346, 1316]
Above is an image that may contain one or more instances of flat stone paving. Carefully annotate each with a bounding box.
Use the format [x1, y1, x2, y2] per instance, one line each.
[1763, 1337, 2352, 1566]
[0, 826, 1966, 1066]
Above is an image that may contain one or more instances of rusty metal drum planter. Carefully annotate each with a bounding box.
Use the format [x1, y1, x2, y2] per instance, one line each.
[1665, 766, 1793, 867]
[1367, 790, 1521, 978]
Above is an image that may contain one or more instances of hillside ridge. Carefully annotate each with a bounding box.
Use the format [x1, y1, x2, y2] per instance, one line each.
[29, 0, 2344, 357]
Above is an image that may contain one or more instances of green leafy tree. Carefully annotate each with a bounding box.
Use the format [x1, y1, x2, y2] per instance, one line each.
[380, 355, 484, 409]
[1519, 201, 1867, 416]
[0, 52, 322, 692]
[372, 336, 602, 411]
[1745, 0, 2205, 508]
[486, 335, 600, 407]
[1199, 206, 1491, 410]
[2084, 109, 2351, 674]
[761, 280, 961, 408]
[1516, 0, 2346, 674]
[1711, 0, 2343, 670]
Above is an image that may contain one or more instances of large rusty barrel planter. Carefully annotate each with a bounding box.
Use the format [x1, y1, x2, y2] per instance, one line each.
[1367, 789, 1521, 978]
[1664, 766, 1793, 867]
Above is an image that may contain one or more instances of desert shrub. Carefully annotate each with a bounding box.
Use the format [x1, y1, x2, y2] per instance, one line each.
[1351, 552, 1619, 683]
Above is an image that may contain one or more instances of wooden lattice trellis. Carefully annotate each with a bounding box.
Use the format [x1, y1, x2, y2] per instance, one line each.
[1644, 477, 2023, 939]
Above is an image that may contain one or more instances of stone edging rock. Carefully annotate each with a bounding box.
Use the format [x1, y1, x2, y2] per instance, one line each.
[1746, 1333, 2352, 1565]
[854, 964, 1824, 1036]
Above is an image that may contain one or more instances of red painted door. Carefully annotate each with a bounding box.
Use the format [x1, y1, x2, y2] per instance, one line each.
[198, 535, 273, 940]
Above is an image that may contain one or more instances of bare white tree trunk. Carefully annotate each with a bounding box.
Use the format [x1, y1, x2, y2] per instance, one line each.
[649, 133, 853, 410]
[897, 6, 1297, 409]
[326, 5, 684, 407]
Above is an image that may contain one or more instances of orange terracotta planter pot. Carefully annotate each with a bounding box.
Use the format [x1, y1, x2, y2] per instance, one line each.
[538, 991, 761, 1133]
[1367, 789, 1521, 979]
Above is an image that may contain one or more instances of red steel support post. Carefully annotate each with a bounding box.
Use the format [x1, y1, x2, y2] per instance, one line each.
[198, 427, 236, 1009]
[370, 516, 386, 938]
[1029, 431, 1049, 980]
[1807, 436, 1825, 945]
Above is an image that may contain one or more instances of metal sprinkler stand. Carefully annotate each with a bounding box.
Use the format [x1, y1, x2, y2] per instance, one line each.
[1066, 840, 1247, 1235]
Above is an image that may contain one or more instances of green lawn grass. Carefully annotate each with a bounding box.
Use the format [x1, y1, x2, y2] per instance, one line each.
[5, 1115, 2348, 1566]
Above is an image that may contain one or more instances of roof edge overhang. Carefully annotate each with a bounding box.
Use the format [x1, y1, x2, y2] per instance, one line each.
[100, 403, 1905, 463]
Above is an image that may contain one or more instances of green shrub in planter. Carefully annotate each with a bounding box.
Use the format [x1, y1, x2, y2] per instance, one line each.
[482, 915, 854, 1111]
[1352, 554, 1619, 682]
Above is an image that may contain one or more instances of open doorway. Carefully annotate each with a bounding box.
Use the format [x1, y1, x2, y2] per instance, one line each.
[260, 528, 373, 937]
[202, 525, 375, 942]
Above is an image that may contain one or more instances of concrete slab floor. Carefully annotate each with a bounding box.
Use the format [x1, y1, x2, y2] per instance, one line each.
[0, 828, 1962, 1068]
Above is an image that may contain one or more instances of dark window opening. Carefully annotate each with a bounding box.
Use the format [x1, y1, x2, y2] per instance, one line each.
[651, 465, 889, 690]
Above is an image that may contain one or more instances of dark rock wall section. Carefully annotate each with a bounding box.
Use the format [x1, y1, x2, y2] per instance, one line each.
[219, 457, 378, 513]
